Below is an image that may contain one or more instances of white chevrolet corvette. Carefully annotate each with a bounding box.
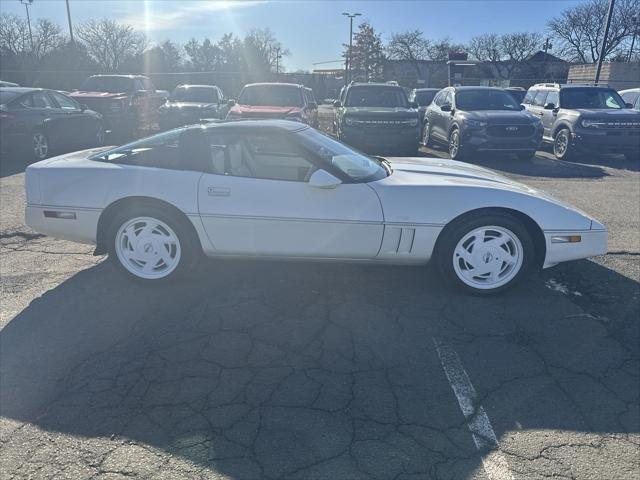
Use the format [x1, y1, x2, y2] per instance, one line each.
[25, 120, 607, 293]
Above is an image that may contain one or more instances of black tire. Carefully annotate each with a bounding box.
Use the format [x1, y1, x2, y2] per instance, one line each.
[448, 127, 469, 161]
[553, 128, 575, 160]
[106, 205, 201, 284]
[30, 130, 50, 161]
[434, 213, 534, 295]
[516, 150, 536, 161]
[421, 122, 433, 147]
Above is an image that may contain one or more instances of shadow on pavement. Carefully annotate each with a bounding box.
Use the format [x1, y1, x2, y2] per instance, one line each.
[1, 257, 638, 478]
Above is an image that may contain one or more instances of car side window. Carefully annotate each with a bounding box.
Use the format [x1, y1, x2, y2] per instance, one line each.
[50, 91, 80, 110]
[443, 90, 453, 107]
[96, 130, 183, 169]
[31, 91, 55, 109]
[12, 95, 34, 109]
[523, 89, 536, 104]
[140, 78, 155, 90]
[134, 79, 146, 91]
[546, 91, 559, 107]
[532, 90, 548, 107]
[204, 132, 315, 182]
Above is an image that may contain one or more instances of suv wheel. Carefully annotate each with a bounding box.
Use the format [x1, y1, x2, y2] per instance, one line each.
[421, 122, 433, 147]
[448, 128, 469, 161]
[553, 128, 574, 160]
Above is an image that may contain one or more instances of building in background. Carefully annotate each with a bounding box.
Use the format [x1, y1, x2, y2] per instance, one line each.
[567, 62, 640, 90]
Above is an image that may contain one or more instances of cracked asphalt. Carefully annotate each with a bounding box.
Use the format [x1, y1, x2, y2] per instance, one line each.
[1, 126, 639, 479]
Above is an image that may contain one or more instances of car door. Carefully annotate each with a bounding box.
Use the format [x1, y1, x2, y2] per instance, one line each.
[48, 91, 94, 147]
[527, 89, 547, 124]
[431, 89, 452, 141]
[29, 90, 71, 148]
[539, 90, 558, 138]
[196, 129, 384, 257]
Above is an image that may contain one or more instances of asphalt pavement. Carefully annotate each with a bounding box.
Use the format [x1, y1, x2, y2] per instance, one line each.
[1, 128, 638, 479]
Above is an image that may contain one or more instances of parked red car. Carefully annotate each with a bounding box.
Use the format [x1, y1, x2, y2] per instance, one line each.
[226, 83, 318, 126]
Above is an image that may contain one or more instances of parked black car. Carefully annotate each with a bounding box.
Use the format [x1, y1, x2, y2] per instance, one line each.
[522, 83, 640, 161]
[409, 88, 440, 137]
[423, 86, 543, 160]
[333, 82, 420, 155]
[0, 87, 104, 161]
[159, 84, 226, 130]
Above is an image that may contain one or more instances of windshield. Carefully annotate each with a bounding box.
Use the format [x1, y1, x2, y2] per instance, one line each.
[80, 77, 134, 93]
[238, 85, 303, 107]
[297, 128, 388, 182]
[560, 88, 626, 109]
[413, 90, 438, 106]
[90, 130, 181, 162]
[345, 86, 409, 108]
[455, 90, 521, 111]
[171, 86, 218, 103]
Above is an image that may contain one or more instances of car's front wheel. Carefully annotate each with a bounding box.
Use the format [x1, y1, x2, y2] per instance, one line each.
[32, 131, 49, 161]
[107, 206, 199, 283]
[448, 128, 470, 161]
[553, 128, 575, 160]
[435, 213, 534, 294]
[421, 122, 433, 147]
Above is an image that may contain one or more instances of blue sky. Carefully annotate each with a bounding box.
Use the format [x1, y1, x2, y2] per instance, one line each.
[0, 0, 585, 70]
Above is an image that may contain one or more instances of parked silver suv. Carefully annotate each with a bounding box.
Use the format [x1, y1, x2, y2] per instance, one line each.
[522, 83, 640, 161]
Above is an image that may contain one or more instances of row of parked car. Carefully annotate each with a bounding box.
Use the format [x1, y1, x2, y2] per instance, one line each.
[1, 74, 639, 163]
[332, 82, 640, 161]
[0, 75, 321, 161]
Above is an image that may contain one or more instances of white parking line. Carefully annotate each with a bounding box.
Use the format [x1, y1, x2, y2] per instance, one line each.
[433, 337, 515, 480]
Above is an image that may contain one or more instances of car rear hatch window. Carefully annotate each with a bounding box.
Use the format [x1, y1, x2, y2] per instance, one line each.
[238, 85, 303, 107]
[80, 77, 134, 93]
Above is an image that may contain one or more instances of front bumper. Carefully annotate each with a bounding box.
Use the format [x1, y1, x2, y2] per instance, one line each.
[461, 126, 543, 152]
[339, 126, 420, 152]
[25, 205, 100, 245]
[543, 228, 608, 269]
[572, 128, 640, 152]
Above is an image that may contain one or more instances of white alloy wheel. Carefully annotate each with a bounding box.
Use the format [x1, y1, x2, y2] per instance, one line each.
[114, 216, 182, 280]
[33, 132, 49, 160]
[452, 225, 524, 290]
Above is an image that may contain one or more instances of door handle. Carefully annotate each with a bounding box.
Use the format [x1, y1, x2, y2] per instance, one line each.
[537, 112, 544, 116]
[208, 186, 230, 196]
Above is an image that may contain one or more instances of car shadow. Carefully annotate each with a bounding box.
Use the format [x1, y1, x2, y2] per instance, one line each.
[1, 258, 638, 478]
[419, 144, 609, 179]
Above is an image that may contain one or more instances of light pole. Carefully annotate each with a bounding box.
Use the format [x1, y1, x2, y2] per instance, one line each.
[65, 0, 74, 44]
[628, 14, 639, 62]
[342, 12, 361, 85]
[20, 0, 34, 52]
[595, 0, 615, 84]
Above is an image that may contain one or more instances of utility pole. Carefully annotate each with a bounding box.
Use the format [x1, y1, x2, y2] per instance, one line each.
[275, 47, 282, 76]
[20, 0, 34, 52]
[65, 0, 74, 44]
[595, 0, 615, 84]
[342, 12, 361, 85]
[628, 14, 639, 62]
[542, 38, 552, 54]
[542, 38, 552, 82]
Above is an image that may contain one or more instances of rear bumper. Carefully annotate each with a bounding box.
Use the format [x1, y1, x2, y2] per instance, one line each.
[542, 228, 608, 269]
[25, 205, 100, 245]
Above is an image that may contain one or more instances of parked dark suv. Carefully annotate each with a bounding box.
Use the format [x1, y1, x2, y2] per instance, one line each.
[522, 83, 640, 161]
[159, 84, 226, 130]
[423, 86, 543, 160]
[333, 82, 420, 155]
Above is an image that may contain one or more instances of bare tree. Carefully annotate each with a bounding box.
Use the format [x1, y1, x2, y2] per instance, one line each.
[77, 19, 146, 71]
[548, 0, 640, 63]
[387, 29, 430, 77]
[243, 28, 289, 73]
[33, 19, 64, 59]
[468, 32, 541, 79]
[0, 13, 30, 55]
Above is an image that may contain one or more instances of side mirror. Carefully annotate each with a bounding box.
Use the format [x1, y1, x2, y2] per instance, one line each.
[543, 102, 556, 110]
[308, 169, 342, 189]
[227, 99, 236, 107]
[409, 101, 419, 109]
[440, 103, 451, 112]
[625, 102, 634, 109]
[333, 100, 342, 108]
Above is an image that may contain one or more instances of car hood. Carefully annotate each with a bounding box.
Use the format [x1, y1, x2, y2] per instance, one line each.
[462, 110, 537, 124]
[572, 109, 640, 120]
[69, 91, 128, 99]
[344, 107, 417, 118]
[232, 105, 302, 114]
[369, 156, 594, 230]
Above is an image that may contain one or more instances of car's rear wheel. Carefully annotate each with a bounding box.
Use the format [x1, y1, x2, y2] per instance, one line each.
[107, 206, 199, 283]
[553, 128, 575, 160]
[32, 131, 49, 161]
[435, 214, 534, 294]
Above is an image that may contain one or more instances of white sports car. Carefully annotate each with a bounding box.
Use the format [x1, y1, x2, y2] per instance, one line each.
[25, 120, 607, 293]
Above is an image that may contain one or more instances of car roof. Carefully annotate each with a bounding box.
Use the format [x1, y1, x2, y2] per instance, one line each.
[619, 88, 640, 94]
[175, 84, 218, 88]
[0, 87, 45, 94]
[451, 86, 508, 92]
[188, 119, 309, 133]
[413, 88, 440, 92]
[349, 82, 403, 88]
[87, 74, 148, 79]
[243, 82, 304, 88]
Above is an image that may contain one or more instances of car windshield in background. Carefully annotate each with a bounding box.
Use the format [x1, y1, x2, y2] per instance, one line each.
[297, 128, 388, 182]
[456, 90, 521, 111]
[346, 87, 409, 108]
[238, 85, 303, 107]
[171, 87, 218, 103]
[80, 77, 134, 93]
[561, 88, 626, 109]
[506, 90, 526, 103]
[0, 90, 21, 105]
[414, 91, 437, 105]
